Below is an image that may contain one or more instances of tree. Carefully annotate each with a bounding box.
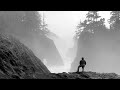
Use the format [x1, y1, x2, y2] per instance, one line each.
[40, 12, 50, 35]
[109, 11, 120, 30]
[86, 11, 100, 22]
[75, 11, 105, 39]
[0, 11, 42, 34]
[0, 11, 53, 39]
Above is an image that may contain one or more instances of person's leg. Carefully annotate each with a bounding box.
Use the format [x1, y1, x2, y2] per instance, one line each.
[82, 66, 84, 72]
[77, 65, 80, 72]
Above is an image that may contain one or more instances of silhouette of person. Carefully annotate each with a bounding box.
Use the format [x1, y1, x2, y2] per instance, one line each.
[77, 57, 86, 72]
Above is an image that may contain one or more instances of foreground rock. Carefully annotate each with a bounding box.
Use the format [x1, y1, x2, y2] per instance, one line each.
[36, 71, 120, 79]
[0, 33, 50, 79]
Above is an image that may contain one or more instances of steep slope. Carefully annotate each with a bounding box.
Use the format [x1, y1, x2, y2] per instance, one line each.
[0, 33, 50, 79]
[0, 11, 64, 67]
[33, 34, 64, 67]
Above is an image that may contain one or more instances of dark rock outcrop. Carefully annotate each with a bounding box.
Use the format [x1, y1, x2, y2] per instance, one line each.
[34, 71, 120, 79]
[0, 33, 50, 79]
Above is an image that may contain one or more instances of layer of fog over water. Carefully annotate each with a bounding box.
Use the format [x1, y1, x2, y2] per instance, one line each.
[39, 11, 116, 74]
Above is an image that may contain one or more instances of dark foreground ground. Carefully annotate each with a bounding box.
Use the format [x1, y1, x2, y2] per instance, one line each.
[1, 71, 120, 79]
[33, 71, 120, 79]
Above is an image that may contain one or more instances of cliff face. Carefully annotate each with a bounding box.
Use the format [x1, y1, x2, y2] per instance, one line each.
[0, 11, 64, 68]
[33, 34, 64, 67]
[70, 27, 120, 74]
[0, 33, 50, 79]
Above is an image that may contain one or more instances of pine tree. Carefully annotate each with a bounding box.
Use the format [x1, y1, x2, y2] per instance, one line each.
[75, 11, 105, 39]
[109, 11, 120, 30]
[41, 12, 50, 35]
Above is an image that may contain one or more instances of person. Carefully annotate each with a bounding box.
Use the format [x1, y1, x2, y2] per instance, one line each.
[77, 57, 86, 72]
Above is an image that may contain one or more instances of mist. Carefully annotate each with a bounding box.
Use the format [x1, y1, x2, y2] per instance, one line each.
[39, 11, 114, 73]
[84, 30, 120, 74]
[70, 11, 120, 75]
[1, 11, 120, 75]
[0, 11, 43, 58]
[0, 11, 64, 72]
[39, 11, 85, 72]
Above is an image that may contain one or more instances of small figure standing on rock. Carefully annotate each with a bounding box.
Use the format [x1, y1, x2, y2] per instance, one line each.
[77, 57, 86, 72]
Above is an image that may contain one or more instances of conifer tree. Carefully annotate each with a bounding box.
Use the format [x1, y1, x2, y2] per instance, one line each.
[109, 11, 120, 30]
[75, 11, 105, 39]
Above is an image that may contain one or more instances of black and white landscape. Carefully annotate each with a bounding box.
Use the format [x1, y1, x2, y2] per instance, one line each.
[0, 11, 120, 79]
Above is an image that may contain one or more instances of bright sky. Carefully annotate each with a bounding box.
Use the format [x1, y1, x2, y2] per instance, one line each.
[39, 11, 87, 38]
[38, 11, 111, 73]
[39, 11, 111, 38]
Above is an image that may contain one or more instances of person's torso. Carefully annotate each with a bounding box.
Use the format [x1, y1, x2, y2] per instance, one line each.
[80, 60, 86, 65]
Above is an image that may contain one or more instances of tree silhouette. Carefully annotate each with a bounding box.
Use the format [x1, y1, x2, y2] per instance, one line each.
[40, 12, 50, 35]
[75, 11, 105, 39]
[109, 11, 120, 31]
[0, 11, 51, 36]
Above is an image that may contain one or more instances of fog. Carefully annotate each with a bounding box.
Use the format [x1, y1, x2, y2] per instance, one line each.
[39, 11, 116, 73]
[1, 11, 120, 74]
[82, 30, 120, 74]
[38, 11, 89, 72]
[0, 11, 64, 71]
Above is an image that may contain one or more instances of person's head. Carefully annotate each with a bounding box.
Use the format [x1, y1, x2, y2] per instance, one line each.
[82, 57, 84, 60]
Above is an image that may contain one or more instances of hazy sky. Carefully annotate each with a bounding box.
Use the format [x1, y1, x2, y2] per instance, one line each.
[39, 11, 87, 38]
[38, 11, 111, 73]
[39, 11, 111, 45]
